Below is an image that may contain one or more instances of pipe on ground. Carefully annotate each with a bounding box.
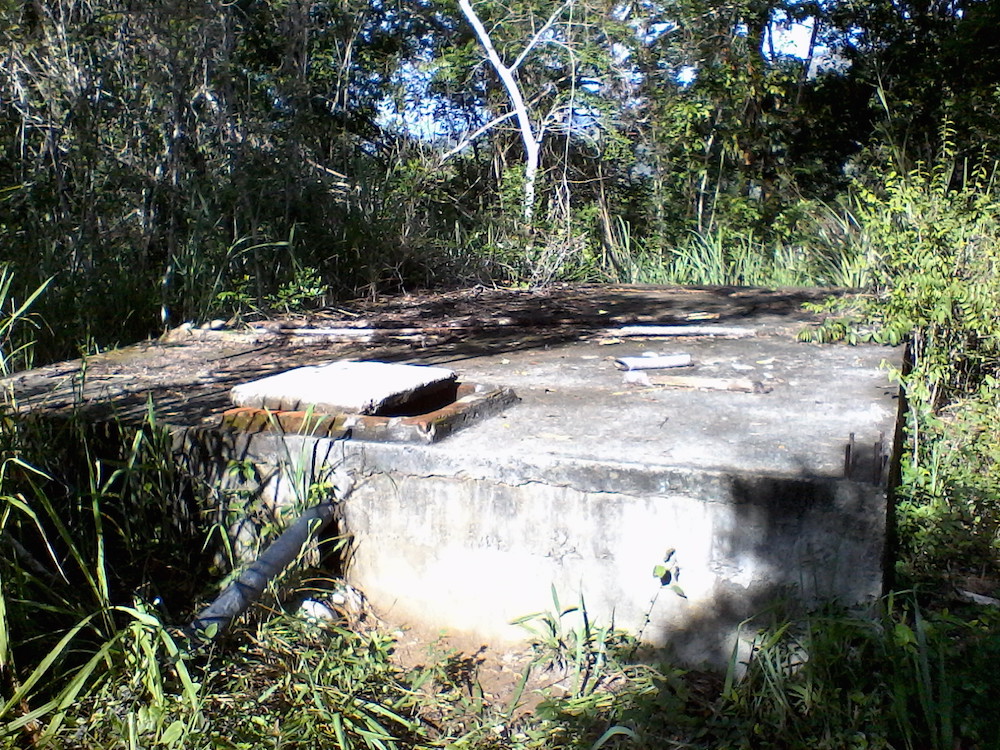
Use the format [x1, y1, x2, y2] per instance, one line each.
[187, 502, 336, 641]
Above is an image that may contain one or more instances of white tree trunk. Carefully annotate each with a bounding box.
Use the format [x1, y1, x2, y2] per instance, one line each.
[457, 0, 570, 223]
[523, 136, 540, 223]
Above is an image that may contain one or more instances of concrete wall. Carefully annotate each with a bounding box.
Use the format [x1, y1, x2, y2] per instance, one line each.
[177, 429, 890, 668]
[337, 453, 888, 667]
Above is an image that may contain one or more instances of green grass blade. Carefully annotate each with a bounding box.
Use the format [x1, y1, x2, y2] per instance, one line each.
[37, 631, 124, 741]
[25, 477, 105, 607]
[0, 610, 102, 721]
[332, 712, 348, 749]
[0, 572, 8, 670]
[591, 725, 637, 749]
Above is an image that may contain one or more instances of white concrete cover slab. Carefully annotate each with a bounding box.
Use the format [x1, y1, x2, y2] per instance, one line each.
[230, 360, 456, 414]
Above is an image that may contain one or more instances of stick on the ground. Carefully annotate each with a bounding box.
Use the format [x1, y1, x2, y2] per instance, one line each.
[644, 375, 770, 393]
[608, 325, 756, 338]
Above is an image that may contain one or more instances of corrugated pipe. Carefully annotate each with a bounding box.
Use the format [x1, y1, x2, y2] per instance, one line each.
[186, 502, 336, 642]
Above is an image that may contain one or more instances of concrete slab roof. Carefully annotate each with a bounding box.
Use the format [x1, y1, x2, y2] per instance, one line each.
[1, 284, 901, 481]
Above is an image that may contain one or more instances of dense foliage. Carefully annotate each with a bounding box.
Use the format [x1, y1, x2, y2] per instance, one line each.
[2, 0, 998, 359]
[3, 0, 1000, 747]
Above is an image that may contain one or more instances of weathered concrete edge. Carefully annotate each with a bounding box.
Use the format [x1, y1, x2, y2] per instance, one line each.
[210, 384, 518, 445]
[337, 471, 888, 667]
[168, 424, 892, 668]
[188, 429, 890, 494]
[170, 426, 892, 593]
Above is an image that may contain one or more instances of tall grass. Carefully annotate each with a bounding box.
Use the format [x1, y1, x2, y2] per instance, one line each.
[0, 390, 444, 748]
[0, 269, 49, 377]
[0, 416, 203, 742]
[799, 152, 1000, 590]
[702, 599, 1000, 750]
[597, 216, 873, 289]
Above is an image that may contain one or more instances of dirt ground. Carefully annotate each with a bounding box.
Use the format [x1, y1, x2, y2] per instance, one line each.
[296, 574, 572, 718]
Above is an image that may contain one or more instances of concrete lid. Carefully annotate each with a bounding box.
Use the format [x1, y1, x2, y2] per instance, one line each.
[433, 333, 899, 480]
[229, 360, 457, 415]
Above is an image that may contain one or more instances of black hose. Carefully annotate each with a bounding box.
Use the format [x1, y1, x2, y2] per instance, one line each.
[187, 502, 336, 642]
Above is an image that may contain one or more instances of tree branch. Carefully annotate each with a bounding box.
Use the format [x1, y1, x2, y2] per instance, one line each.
[457, 0, 533, 141]
[439, 108, 519, 161]
[512, 0, 574, 72]
[458, 0, 547, 220]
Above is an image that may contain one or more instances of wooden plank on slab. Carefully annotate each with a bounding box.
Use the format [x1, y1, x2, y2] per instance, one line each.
[645, 374, 770, 393]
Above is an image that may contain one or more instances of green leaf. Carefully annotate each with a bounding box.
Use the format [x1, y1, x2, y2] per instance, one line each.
[894, 622, 916, 648]
[591, 725, 637, 749]
[160, 720, 186, 746]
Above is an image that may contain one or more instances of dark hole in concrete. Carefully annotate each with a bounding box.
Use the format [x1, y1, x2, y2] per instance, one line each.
[372, 380, 460, 417]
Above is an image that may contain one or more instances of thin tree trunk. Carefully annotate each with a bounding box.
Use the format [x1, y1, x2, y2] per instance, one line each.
[456, 0, 571, 223]
[523, 136, 540, 223]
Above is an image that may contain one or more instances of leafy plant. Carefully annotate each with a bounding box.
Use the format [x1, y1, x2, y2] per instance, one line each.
[513, 587, 632, 701]
[265, 265, 329, 315]
[197, 616, 422, 750]
[0, 412, 209, 740]
[803, 149, 1000, 583]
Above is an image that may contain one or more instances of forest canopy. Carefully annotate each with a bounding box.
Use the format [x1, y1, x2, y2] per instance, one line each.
[1, 0, 997, 360]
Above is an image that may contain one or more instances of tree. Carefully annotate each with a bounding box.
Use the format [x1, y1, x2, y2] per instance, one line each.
[450, 0, 573, 223]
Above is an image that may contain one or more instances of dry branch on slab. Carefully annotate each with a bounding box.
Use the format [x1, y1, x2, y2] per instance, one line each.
[626, 373, 771, 393]
[607, 325, 756, 338]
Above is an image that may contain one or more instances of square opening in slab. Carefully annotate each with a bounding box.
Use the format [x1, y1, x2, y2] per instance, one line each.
[375, 380, 460, 417]
[222, 381, 517, 444]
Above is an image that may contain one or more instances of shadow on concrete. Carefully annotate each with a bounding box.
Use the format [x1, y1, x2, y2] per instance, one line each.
[4, 284, 901, 683]
[2, 284, 836, 429]
[638, 419, 899, 664]
[533, 456, 901, 745]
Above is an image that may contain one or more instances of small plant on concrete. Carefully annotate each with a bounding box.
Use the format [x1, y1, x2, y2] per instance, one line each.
[651, 548, 686, 599]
